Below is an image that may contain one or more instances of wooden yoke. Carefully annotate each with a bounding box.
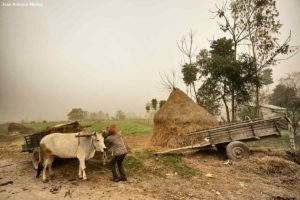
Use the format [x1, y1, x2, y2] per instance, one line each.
[75, 132, 94, 146]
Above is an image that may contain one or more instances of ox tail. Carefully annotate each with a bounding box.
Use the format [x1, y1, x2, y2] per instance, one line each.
[36, 148, 43, 178]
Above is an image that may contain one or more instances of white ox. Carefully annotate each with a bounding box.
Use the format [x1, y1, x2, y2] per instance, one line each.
[36, 130, 106, 182]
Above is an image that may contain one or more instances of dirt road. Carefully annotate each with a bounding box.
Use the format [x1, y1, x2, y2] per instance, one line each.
[0, 134, 299, 200]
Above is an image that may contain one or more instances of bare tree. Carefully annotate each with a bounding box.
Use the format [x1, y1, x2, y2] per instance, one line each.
[177, 29, 198, 64]
[159, 69, 177, 92]
[177, 29, 200, 103]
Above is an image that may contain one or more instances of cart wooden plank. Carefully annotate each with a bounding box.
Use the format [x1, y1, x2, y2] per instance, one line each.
[188, 117, 281, 136]
[155, 140, 211, 155]
[156, 117, 282, 155]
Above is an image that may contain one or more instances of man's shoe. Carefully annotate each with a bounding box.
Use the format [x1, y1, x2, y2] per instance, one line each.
[111, 178, 120, 182]
[119, 177, 127, 181]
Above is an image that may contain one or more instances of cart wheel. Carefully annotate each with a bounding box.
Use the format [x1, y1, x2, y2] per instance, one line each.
[32, 148, 40, 170]
[226, 141, 250, 160]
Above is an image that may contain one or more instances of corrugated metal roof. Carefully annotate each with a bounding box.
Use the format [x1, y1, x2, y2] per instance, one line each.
[248, 103, 286, 110]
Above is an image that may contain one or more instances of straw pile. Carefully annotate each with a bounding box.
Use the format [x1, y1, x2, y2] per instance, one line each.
[150, 88, 218, 148]
[237, 156, 300, 176]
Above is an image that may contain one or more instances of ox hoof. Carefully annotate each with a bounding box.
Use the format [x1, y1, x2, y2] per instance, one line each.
[42, 179, 49, 183]
[83, 177, 87, 181]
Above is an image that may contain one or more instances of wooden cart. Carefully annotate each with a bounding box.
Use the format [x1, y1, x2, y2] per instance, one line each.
[156, 117, 283, 160]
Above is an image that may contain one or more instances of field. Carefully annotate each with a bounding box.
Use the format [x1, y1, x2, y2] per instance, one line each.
[18, 120, 152, 134]
[0, 120, 299, 200]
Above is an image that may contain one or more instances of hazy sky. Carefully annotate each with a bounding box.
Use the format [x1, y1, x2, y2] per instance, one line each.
[0, 0, 299, 123]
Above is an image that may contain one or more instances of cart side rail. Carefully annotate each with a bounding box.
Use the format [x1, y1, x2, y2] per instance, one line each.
[188, 117, 282, 136]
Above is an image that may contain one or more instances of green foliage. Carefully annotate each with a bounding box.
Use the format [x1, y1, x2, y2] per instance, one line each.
[159, 100, 166, 109]
[210, 37, 234, 58]
[269, 84, 297, 108]
[214, 0, 296, 119]
[181, 63, 198, 86]
[197, 38, 256, 119]
[260, 68, 273, 86]
[145, 104, 151, 113]
[145, 99, 166, 112]
[151, 99, 158, 110]
[223, 0, 292, 68]
[67, 108, 86, 121]
[269, 73, 300, 134]
[237, 105, 257, 120]
[198, 79, 221, 115]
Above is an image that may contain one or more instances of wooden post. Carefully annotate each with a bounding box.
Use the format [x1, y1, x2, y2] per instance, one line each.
[285, 116, 296, 150]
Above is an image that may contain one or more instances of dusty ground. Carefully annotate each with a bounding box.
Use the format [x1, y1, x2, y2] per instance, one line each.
[0, 133, 299, 200]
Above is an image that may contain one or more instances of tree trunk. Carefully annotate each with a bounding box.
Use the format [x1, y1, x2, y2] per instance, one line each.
[186, 86, 189, 96]
[192, 82, 199, 104]
[231, 42, 237, 122]
[223, 96, 230, 123]
[250, 30, 260, 119]
[222, 84, 230, 123]
[255, 83, 260, 118]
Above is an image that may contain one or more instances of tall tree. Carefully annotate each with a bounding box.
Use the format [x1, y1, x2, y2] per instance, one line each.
[197, 38, 256, 122]
[214, 0, 297, 118]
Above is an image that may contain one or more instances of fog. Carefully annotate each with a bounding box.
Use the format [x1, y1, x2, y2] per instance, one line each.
[0, 0, 299, 123]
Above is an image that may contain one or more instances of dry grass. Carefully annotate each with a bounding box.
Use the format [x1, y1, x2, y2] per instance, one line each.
[237, 156, 300, 176]
[151, 88, 218, 148]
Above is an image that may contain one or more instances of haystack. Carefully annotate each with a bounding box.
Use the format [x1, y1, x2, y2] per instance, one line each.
[151, 88, 218, 148]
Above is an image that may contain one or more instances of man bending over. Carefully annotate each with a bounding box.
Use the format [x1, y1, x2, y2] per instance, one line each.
[104, 124, 128, 182]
